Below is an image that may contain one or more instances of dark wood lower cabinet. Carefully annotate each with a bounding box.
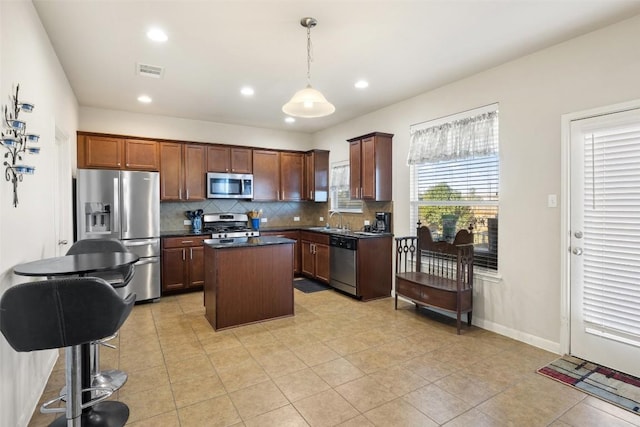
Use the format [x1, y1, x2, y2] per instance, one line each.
[300, 231, 330, 284]
[260, 230, 300, 274]
[161, 236, 208, 294]
[204, 242, 294, 330]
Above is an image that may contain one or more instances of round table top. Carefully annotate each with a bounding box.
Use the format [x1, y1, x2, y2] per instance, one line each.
[13, 252, 139, 277]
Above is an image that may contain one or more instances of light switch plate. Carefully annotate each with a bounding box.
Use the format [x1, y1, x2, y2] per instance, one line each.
[364, 220, 370, 226]
[319, 216, 324, 222]
[261, 217, 267, 223]
[184, 219, 191, 225]
[294, 216, 300, 222]
[548, 194, 557, 208]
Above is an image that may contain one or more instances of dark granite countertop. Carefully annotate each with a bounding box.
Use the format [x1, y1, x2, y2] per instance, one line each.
[162, 226, 392, 239]
[204, 236, 295, 249]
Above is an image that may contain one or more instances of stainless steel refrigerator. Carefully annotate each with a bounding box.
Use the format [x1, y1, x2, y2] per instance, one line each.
[76, 169, 161, 302]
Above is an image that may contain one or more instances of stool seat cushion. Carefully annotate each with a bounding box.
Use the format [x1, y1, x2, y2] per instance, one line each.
[0, 277, 135, 352]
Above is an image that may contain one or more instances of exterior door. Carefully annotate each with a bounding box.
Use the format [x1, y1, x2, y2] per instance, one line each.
[569, 107, 640, 377]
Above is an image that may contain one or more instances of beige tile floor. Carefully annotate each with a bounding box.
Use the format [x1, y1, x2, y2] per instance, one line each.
[29, 289, 640, 427]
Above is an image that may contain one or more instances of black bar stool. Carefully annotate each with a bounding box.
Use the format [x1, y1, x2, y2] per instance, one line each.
[0, 277, 135, 427]
[66, 239, 135, 395]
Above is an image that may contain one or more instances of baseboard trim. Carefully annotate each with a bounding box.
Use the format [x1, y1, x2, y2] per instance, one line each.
[19, 350, 58, 427]
[472, 317, 561, 354]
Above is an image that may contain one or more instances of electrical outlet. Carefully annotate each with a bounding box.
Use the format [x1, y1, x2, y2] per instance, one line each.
[548, 194, 557, 208]
[261, 217, 268, 223]
[184, 219, 191, 225]
[319, 216, 324, 222]
[364, 220, 370, 226]
[294, 216, 300, 222]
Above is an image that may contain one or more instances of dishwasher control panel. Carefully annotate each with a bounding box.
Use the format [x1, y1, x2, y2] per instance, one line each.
[329, 235, 358, 250]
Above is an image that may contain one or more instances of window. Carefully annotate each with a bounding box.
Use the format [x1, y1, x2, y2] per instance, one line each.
[408, 104, 499, 270]
[330, 161, 363, 213]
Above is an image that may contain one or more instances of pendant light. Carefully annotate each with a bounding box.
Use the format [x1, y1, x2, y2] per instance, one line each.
[282, 17, 335, 118]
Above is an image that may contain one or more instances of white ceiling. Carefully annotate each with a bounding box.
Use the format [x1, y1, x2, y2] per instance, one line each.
[33, 1, 640, 134]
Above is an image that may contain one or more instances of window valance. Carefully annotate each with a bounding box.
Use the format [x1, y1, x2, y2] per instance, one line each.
[407, 109, 498, 165]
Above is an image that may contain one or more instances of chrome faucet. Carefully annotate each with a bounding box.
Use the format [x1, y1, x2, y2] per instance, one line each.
[329, 210, 344, 229]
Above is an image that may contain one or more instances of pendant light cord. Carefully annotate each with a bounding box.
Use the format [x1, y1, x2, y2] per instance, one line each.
[306, 24, 313, 85]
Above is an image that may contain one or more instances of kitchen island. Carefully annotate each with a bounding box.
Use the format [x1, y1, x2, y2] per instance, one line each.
[203, 236, 295, 330]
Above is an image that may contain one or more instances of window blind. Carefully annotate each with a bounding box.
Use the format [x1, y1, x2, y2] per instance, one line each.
[582, 126, 640, 344]
[330, 162, 363, 213]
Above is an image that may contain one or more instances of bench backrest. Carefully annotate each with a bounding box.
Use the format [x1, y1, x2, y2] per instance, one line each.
[396, 227, 474, 287]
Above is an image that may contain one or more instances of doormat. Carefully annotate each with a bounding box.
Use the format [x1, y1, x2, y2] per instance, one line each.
[537, 355, 640, 415]
[293, 279, 331, 294]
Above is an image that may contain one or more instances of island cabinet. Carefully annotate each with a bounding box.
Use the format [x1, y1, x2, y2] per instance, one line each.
[304, 150, 329, 202]
[348, 132, 393, 201]
[161, 236, 208, 293]
[77, 133, 160, 171]
[260, 230, 300, 274]
[160, 142, 206, 201]
[204, 239, 294, 330]
[300, 231, 330, 284]
[253, 150, 304, 201]
[207, 145, 252, 173]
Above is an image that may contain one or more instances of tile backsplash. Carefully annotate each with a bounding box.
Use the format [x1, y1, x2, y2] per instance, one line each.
[161, 200, 393, 232]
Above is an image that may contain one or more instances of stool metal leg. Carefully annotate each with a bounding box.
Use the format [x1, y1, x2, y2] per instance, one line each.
[66, 345, 82, 427]
[89, 342, 127, 398]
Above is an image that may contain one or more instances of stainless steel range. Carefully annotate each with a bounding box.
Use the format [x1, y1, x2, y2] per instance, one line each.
[203, 213, 260, 239]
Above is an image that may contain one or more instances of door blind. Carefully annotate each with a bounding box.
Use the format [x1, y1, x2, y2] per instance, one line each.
[582, 125, 640, 345]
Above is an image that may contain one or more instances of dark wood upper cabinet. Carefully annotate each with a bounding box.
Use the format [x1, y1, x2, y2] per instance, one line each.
[348, 132, 393, 201]
[252, 149, 280, 201]
[305, 150, 329, 202]
[207, 146, 253, 173]
[160, 142, 206, 201]
[78, 133, 159, 171]
[280, 151, 304, 201]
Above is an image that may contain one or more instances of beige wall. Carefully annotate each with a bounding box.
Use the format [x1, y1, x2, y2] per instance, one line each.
[311, 14, 640, 351]
[0, 1, 78, 426]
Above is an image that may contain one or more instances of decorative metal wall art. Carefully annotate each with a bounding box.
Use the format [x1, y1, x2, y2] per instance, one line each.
[1, 85, 40, 207]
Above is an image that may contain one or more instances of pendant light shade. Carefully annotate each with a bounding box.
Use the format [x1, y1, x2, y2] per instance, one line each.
[282, 84, 336, 118]
[282, 17, 335, 118]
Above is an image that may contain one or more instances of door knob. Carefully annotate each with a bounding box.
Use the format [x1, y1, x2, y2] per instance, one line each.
[574, 231, 583, 238]
[58, 240, 68, 245]
[572, 247, 583, 255]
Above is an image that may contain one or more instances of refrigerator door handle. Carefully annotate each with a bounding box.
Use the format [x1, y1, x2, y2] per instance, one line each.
[121, 177, 129, 234]
[113, 177, 120, 234]
[123, 239, 159, 247]
[135, 257, 160, 266]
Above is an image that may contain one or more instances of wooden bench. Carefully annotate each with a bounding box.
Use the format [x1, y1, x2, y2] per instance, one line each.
[395, 226, 474, 334]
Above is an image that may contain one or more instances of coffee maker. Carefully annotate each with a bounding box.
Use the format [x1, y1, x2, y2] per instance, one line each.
[374, 212, 392, 233]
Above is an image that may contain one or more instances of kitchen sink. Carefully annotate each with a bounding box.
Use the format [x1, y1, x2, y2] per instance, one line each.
[353, 231, 381, 236]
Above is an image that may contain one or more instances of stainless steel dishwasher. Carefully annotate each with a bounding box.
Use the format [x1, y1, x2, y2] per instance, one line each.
[329, 235, 358, 296]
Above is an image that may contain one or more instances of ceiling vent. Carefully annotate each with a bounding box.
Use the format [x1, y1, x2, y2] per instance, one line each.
[136, 63, 164, 79]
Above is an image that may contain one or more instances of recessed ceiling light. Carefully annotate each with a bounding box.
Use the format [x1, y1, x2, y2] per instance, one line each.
[285, 117, 295, 124]
[137, 95, 152, 103]
[355, 80, 369, 89]
[240, 87, 255, 96]
[147, 28, 168, 42]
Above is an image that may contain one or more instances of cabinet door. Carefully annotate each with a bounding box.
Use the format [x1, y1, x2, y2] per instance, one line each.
[125, 139, 159, 171]
[349, 141, 362, 199]
[230, 148, 252, 173]
[253, 150, 280, 201]
[160, 142, 183, 200]
[82, 135, 124, 169]
[184, 144, 206, 200]
[280, 152, 304, 201]
[300, 240, 315, 278]
[161, 248, 187, 292]
[360, 136, 376, 199]
[315, 243, 331, 284]
[188, 245, 205, 287]
[305, 150, 329, 202]
[207, 145, 231, 172]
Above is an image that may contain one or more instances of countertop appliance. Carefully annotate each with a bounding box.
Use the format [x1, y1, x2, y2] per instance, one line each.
[203, 212, 260, 239]
[374, 212, 392, 233]
[329, 234, 358, 296]
[76, 169, 160, 302]
[206, 172, 253, 199]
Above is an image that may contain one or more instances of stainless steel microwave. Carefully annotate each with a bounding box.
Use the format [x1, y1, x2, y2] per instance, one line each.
[206, 172, 253, 199]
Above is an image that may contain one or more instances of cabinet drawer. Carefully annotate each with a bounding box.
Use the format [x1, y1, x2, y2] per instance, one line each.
[300, 231, 329, 245]
[396, 279, 422, 301]
[162, 236, 208, 249]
